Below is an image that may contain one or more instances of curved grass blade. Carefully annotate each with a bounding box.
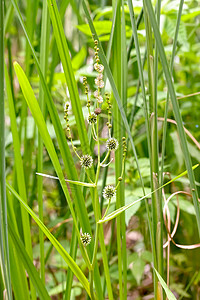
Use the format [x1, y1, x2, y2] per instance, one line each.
[13, 61, 91, 271]
[10, 0, 103, 292]
[10, 0, 95, 241]
[46, 0, 91, 158]
[6, 183, 90, 296]
[82, 0, 145, 193]
[144, 0, 200, 237]
[154, 268, 176, 300]
[98, 164, 199, 224]
[8, 224, 51, 300]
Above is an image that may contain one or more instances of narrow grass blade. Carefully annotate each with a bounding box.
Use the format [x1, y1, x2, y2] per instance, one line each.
[38, 0, 50, 283]
[6, 183, 90, 296]
[13, 61, 91, 270]
[5, 64, 33, 260]
[144, 0, 200, 237]
[11, 0, 94, 238]
[98, 164, 199, 223]
[5, 62, 36, 299]
[46, 0, 91, 158]
[154, 268, 176, 300]
[112, 1, 124, 298]
[0, 1, 12, 298]
[6, 189, 30, 300]
[82, 0, 145, 193]
[11, 2, 103, 295]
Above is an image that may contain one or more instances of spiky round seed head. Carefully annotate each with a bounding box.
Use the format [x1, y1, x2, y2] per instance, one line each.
[106, 138, 119, 151]
[81, 233, 91, 246]
[87, 113, 97, 124]
[80, 155, 93, 169]
[103, 185, 116, 200]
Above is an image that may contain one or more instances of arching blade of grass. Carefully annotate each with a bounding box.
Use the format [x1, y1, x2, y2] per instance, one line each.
[154, 268, 176, 300]
[5, 63, 33, 266]
[144, 0, 200, 237]
[82, 0, 145, 194]
[10, 0, 94, 238]
[5, 63, 36, 299]
[160, 0, 184, 187]
[46, 0, 92, 159]
[6, 183, 90, 297]
[8, 223, 50, 300]
[11, 2, 103, 296]
[6, 191, 30, 300]
[98, 164, 199, 223]
[46, 2, 112, 298]
[13, 61, 93, 271]
[0, 1, 12, 298]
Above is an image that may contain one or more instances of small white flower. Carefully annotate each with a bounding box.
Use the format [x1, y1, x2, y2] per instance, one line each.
[94, 90, 98, 98]
[80, 155, 93, 169]
[97, 73, 103, 80]
[94, 63, 104, 73]
[106, 138, 119, 151]
[95, 78, 104, 88]
[103, 185, 116, 200]
[97, 95, 103, 103]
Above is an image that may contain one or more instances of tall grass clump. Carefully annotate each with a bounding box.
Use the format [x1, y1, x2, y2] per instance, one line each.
[2, 0, 200, 299]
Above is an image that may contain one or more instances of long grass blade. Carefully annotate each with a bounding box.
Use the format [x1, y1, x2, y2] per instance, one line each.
[98, 164, 199, 223]
[11, 2, 103, 296]
[6, 183, 91, 296]
[38, 0, 50, 283]
[144, 0, 200, 237]
[0, 1, 12, 298]
[82, 0, 145, 195]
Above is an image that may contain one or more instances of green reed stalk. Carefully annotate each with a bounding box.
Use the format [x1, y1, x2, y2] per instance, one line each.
[121, 2, 128, 298]
[160, 0, 184, 187]
[143, 2, 163, 298]
[144, 0, 200, 237]
[0, 1, 12, 298]
[5, 63, 36, 300]
[112, 1, 127, 298]
[38, 0, 50, 283]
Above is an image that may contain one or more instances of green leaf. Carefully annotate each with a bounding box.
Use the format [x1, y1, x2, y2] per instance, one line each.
[131, 255, 145, 285]
[8, 223, 51, 300]
[154, 268, 177, 300]
[125, 194, 141, 226]
[77, 21, 112, 36]
[98, 164, 199, 223]
[6, 183, 90, 296]
[72, 46, 87, 70]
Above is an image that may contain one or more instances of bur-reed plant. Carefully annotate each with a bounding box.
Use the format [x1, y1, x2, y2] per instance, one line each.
[2, 0, 200, 299]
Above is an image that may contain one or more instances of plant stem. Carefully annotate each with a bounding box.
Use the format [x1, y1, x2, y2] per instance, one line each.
[0, 1, 12, 298]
